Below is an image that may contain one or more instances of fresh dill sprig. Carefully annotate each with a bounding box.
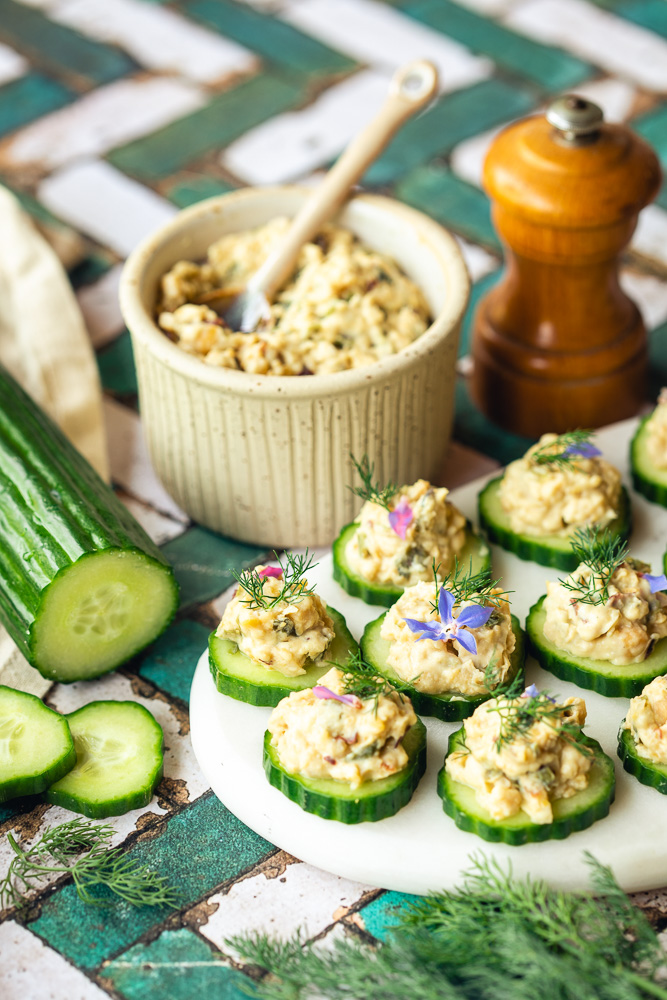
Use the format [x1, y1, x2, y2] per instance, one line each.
[0, 818, 181, 911]
[231, 550, 317, 610]
[227, 853, 667, 1000]
[559, 525, 629, 606]
[326, 647, 413, 712]
[429, 558, 510, 616]
[531, 429, 597, 468]
[348, 453, 397, 510]
[483, 674, 592, 757]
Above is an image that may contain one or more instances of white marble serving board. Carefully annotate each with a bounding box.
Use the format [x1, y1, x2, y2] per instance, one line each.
[190, 416, 667, 894]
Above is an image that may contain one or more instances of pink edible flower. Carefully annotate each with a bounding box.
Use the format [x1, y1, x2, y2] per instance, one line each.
[313, 686, 362, 708]
[258, 566, 283, 579]
[388, 499, 413, 539]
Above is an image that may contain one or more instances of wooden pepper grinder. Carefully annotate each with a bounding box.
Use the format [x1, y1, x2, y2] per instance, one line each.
[470, 95, 661, 435]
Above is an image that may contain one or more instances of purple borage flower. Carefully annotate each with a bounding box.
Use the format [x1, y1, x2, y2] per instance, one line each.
[403, 587, 492, 655]
[312, 686, 362, 708]
[522, 683, 556, 704]
[563, 441, 602, 459]
[258, 566, 283, 579]
[388, 499, 413, 539]
[640, 572, 667, 594]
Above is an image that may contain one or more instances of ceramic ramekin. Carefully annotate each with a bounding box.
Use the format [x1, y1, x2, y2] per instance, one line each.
[120, 187, 469, 547]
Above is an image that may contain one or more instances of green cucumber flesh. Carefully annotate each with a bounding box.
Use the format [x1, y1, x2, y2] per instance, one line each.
[209, 606, 359, 707]
[45, 701, 163, 818]
[618, 725, 667, 794]
[478, 477, 631, 571]
[360, 613, 525, 721]
[631, 416, 667, 507]
[332, 521, 490, 608]
[264, 718, 426, 823]
[527, 597, 667, 698]
[438, 728, 615, 845]
[0, 685, 76, 802]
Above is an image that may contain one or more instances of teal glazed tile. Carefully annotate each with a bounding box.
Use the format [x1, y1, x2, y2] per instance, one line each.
[97, 330, 138, 396]
[184, 0, 355, 78]
[460, 269, 502, 358]
[109, 74, 306, 182]
[138, 618, 210, 703]
[103, 928, 251, 1000]
[0, 0, 135, 86]
[167, 176, 236, 209]
[397, 164, 501, 252]
[365, 79, 535, 188]
[454, 379, 535, 465]
[0, 73, 73, 137]
[649, 320, 667, 398]
[358, 890, 417, 941]
[405, 0, 592, 90]
[615, 0, 667, 37]
[69, 252, 114, 288]
[161, 526, 268, 609]
[30, 793, 273, 970]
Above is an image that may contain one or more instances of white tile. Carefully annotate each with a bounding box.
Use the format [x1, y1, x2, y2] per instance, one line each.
[38, 159, 176, 258]
[631, 205, 667, 270]
[283, 0, 491, 90]
[103, 396, 189, 522]
[2, 77, 205, 172]
[199, 861, 372, 956]
[620, 270, 667, 331]
[0, 43, 27, 86]
[76, 264, 124, 349]
[450, 126, 499, 189]
[223, 70, 389, 185]
[504, 0, 667, 92]
[566, 77, 637, 123]
[454, 236, 498, 281]
[120, 494, 189, 546]
[47, 0, 257, 84]
[1, 922, 109, 1000]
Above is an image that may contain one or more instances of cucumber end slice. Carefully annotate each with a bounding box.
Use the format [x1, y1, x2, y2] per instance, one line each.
[0, 686, 76, 802]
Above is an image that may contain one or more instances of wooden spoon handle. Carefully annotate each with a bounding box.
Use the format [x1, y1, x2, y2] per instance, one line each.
[249, 60, 439, 301]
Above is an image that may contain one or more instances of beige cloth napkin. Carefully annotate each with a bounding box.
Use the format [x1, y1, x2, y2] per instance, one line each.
[0, 186, 109, 695]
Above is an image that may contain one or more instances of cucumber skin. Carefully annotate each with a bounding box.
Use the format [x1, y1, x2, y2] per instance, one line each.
[631, 417, 667, 507]
[617, 726, 667, 795]
[478, 477, 632, 571]
[332, 521, 490, 608]
[360, 613, 525, 721]
[0, 366, 178, 678]
[263, 719, 427, 823]
[209, 607, 359, 707]
[0, 687, 76, 803]
[438, 729, 615, 845]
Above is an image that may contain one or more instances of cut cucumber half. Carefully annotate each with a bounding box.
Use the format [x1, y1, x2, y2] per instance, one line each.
[0, 686, 75, 802]
[630, 416, 667, 507]
[209, 606, 359, 707]
[437, 727, 615, 845]
[45, 701, 163, 818]
[264, 718, 427, 823]
[360, 613, 525, 721]
[332, 520, 490, 608]
[527, 596, 667, 698]
[618, 725, 667, 794]
[478, 478, 631, 571]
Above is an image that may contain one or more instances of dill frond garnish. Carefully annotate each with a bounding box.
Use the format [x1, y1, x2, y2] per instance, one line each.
[325, 647, 414, 713]
[531, 429, 600, 468]
[348, 453, 397, 510]
[231, 550, 317, 610]
[429, 558, 511, 615]
[559, 525, 629, 606]
[483, 673, 592, 757]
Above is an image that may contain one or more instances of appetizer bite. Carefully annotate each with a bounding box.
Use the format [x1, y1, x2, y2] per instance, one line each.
[264, 663, 426, 823]
[360, 563, 524, 720]
[618, 676, 667, 794]
[631, 388, 667, 507]
[438, 683, 615, 844]
[209, 551, 358, 706]
[527, 528, 667, 698]
[479, 430, 630, 570]
[334, 455, 490, 607]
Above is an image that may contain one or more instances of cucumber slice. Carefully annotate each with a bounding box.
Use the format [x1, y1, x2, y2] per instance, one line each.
[0, 686, 75, 802]
[478, 478, 631, 571]
[360, 613, 525, 721]
[527, 596, 667, 698]
[332, 521, 490, 608]
[617, 725, 667, 794]
[437, 727, 615, 845]
[263, 718, 427, 823]
[45, 701, 163, 818]
[209, 606, 359, 707]
[630, 416, 667, 507]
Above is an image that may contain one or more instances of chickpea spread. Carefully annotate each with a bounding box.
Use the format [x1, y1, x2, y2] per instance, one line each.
[624, 676, 667, 764]
[446, 694, 592, 823]
[645, 388, 667, 470]
[157, 218, 431, 376]
[267, 667, 417, 787]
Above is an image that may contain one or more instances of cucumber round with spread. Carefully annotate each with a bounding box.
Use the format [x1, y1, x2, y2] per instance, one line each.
[263, 718, 427, 823]
[631, 416, 667, 507]
[360, 613, 525, 721]
[478, 478, 632, 571]
[437, 728, 615, 845]
[617, 725, 667, 794]
[332, 521, 490, 607]
[45, 701, 163, 818]
[209, 606, 359, 707]
[527, 596, 667, 698]
[0, 685, 76, 802]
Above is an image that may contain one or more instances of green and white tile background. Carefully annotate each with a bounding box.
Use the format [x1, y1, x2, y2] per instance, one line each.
[3, 0, 667, 995]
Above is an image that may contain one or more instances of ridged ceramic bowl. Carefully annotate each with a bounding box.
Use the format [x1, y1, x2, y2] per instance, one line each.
[120, 187, 469, 547]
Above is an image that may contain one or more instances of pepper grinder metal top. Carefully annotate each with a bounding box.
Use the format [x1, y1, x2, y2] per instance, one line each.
[470, 94, 661, 435]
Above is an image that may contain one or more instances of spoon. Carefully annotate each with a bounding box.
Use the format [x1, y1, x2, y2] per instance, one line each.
[212, 60, 439, 334]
